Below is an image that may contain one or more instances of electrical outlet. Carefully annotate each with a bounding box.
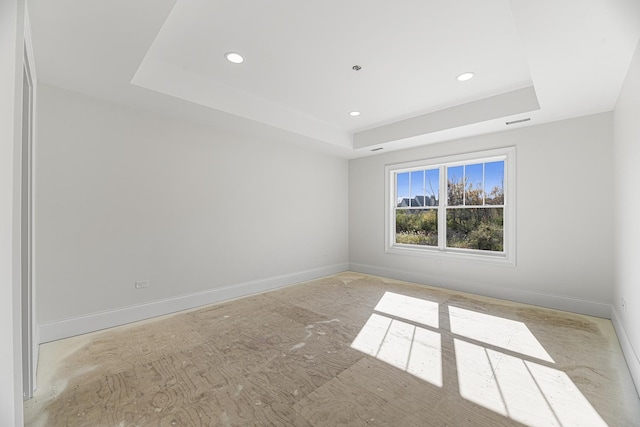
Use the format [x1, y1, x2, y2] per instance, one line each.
[135, 280, 150, 289]
[621, 298, 627, 312]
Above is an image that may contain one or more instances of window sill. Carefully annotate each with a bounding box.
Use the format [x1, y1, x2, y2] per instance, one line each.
[386, 244, 516, 266]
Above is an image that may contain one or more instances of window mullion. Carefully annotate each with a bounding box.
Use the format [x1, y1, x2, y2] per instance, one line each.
[462, 165, 466, 207]
[482, 163, 486, 205]
[423, 169, 426, 206]
[439, 166, 446, 250]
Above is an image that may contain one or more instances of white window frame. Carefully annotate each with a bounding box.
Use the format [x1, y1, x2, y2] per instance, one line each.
[385, 147, 516, 266]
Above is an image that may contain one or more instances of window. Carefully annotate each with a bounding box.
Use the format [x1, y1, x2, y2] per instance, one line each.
[385, 147, 515, 265]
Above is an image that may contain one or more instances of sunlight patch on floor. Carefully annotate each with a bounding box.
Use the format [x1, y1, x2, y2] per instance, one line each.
[351, 291, 608, 427]
[449, 305, 554, 363]
[526, 361, 608, 426]
[374, 291, 439, 328]
[351, 313, 442, 387]
[456, 339, 607, 427]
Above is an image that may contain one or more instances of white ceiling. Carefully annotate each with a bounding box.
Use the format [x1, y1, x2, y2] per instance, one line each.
[28, 0, 640, 158]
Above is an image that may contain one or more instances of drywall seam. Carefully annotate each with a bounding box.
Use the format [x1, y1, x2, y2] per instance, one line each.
[611, 306, 640, 398]
[39, 263, 349, 343]
[349, 262, 611, 318]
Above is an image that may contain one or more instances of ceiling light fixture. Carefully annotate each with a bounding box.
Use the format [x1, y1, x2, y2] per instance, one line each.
[349, 111, 361, 117]
[225, 52, 244, 64]
[457, 72, 474, 82]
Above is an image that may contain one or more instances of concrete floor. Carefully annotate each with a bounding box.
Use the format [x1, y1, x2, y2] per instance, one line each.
[25, 273, 640, 426]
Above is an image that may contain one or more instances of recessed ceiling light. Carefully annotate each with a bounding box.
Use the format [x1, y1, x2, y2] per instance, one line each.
[457, 72, 474, 82]
[225, 52, 244, 64]
[349, 111, 361, 117]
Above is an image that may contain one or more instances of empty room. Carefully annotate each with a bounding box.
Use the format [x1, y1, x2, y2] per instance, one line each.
[3, 0, 640, 425]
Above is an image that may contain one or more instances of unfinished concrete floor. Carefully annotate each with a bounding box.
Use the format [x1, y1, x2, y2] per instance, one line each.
[25, 273, 640, 426]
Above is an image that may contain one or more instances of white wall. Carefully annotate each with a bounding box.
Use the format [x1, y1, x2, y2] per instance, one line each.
[0, 0, 25, 425]
[36, 84, 349, 341]
[350, 113, 614, 317]
[613, 39, 640, 393]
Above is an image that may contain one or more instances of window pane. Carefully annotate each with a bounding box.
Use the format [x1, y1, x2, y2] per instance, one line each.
[465, 163, 483, 206]
[447, 165, 464, 206]
[446, 208, 503, 251]
[425, 169, 439, 206]
[410, 170, 424, 207]
[485, 161, 504, 205]
[396, 210, 438, 246]
[397, 172, 409, 207]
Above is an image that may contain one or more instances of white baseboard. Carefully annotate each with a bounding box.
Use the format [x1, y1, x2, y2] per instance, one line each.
[349, 262, 611, 318]
[611, 307, 640, 397]
[39, 263, 349, 343]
